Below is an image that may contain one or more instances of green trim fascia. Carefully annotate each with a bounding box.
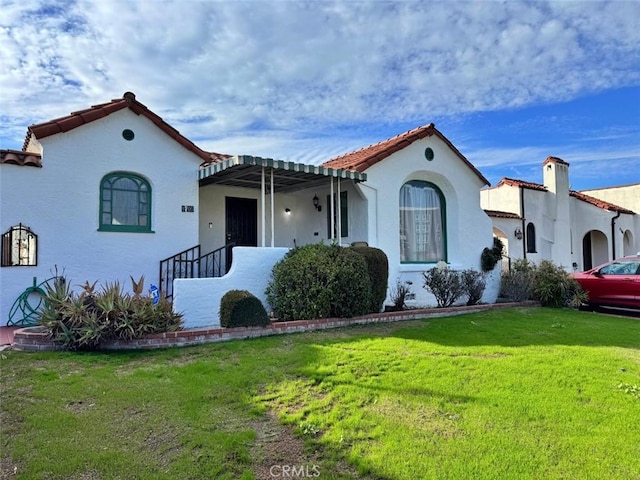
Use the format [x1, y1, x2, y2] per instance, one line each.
[98, 226, 155, 233]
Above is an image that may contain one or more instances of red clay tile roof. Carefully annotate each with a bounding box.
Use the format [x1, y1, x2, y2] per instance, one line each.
[496, 177, 547, 191]
[484, 209, 521, 219]
[24, 92, 231, 165]
[321, 124, 490, 185]
[495, 177, 634, 214]
[0, 149, 42, 168]
[570, 190, 635, 214]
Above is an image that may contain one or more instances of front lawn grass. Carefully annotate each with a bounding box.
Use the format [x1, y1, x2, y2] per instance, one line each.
[1, 307, 639, 479]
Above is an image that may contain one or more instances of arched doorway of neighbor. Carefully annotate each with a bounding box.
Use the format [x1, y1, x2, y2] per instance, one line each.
[492, 227, 510, 271]
[582, 230, 608, 271]
[622, 229, 635, 257]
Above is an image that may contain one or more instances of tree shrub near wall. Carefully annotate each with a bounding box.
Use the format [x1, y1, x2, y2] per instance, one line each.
[423, 267, 465, 308]
[266, 243, 372, 321]
[423, 267, 487, 308]
[533, 260, 587, 308]
[460, 269, 487, 306]
[500, 259, 536, 302]
[38, 276, 183, 351]
[351, 246, 389, 313]
[220, 290, 269, 328]
[481, 237, 504, 272]
[499, 259, 586, 308]
[388, 279, 413, 311]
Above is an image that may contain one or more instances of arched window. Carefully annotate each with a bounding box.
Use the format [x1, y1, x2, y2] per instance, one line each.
[1, 224, 37, 266]
[99, 172, 152, 232]
[400, 181, 446, 263]
[526, 222, 536, 253]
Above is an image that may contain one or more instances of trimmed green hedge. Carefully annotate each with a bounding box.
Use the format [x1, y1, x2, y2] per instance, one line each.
[220, 290, 269, 328]
[266, 243, 372, 321]
[351, 245, 389, 313]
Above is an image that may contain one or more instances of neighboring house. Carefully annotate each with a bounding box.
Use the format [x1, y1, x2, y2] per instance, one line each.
[1, 92, 498, 327]
[480, 157, 638, 271]
[580, 184, 640, 217]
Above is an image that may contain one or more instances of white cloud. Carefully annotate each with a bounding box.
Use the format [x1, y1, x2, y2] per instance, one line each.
[1, 0, 639, 190]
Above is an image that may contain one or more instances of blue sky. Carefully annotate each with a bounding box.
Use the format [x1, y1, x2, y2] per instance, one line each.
[1, 0, 639, 190]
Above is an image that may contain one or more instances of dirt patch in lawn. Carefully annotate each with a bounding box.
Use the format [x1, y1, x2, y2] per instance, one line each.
[0, 455, 21, 479]
[250, 411, 310, 480]
[249, 410, 374, 480]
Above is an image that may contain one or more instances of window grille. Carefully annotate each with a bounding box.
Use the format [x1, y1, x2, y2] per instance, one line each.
[1, 224, 37, 266]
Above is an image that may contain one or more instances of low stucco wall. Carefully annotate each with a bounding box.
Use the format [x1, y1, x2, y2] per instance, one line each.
[173, 246, 289, 328]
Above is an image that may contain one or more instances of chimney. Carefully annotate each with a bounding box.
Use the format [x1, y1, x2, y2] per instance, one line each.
[543, 156, 570, 194]
[542, 156, 572, 268]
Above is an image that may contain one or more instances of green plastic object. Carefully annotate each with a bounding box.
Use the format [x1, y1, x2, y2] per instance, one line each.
[7, 276, 52, 327]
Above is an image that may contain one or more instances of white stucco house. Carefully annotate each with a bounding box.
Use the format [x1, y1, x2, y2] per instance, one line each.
[1, 92, 499, 328]
[481, 156, 639, 271]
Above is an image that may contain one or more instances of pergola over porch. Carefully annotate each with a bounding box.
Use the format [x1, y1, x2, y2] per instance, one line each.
[199, 155, 367, 247]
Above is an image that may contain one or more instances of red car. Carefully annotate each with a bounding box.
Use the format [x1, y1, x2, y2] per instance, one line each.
[572, 255, 640, 310]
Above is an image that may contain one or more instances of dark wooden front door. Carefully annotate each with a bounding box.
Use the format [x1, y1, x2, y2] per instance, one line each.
[225, 197, 258, 266]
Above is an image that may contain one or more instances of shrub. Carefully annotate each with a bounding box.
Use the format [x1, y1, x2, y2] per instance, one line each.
[499, 259, 536, 302]
[351, 246, 389, 313]
[220, 290, 269, 328]
[266, 243, 372, 321]
[481, 237, 504, 272]
[499, 259, 587, 308]
[38, 275, 183, 351]
[460, 269, 486, 305]
[389, 279, 413, 311]
[423, 266, 464, 308]
[533, 260, 587, 308]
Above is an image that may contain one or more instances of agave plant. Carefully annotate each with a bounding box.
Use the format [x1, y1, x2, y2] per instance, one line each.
[130, 275, 145, 298]
[75, 312, 105, 349]
[61, 295, 92, 329]
[37, 273, 183, 350]
[95, 281, 123, 321]
[42, 276, 72, 311]
[55, 321, 78, 350]
[115, 313, 136, 341]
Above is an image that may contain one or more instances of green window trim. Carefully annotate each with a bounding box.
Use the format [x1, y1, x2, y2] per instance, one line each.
[97, 225, 156, 233]
[399, 180, 447, 264]
[99, 172, 153, 233]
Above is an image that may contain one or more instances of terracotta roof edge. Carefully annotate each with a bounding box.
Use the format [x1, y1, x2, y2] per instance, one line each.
[321, 123, 489, 186]
[569, 190, 635, 214]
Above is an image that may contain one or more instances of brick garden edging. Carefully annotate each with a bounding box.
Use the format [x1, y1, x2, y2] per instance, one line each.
[13, 301, 537, 351]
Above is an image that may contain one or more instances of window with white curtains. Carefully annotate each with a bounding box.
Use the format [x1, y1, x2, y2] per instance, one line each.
[99, 172, 152, 232]
[399, 181, 446, 263]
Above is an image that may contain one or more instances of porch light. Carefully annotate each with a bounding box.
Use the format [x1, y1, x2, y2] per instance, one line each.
[313, 195, 322, 212]
[514, 227, 523, 240]
[285, 208, 291, 214]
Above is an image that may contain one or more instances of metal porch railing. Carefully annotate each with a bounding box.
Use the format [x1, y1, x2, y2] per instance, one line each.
[159, 243, 234, 299]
